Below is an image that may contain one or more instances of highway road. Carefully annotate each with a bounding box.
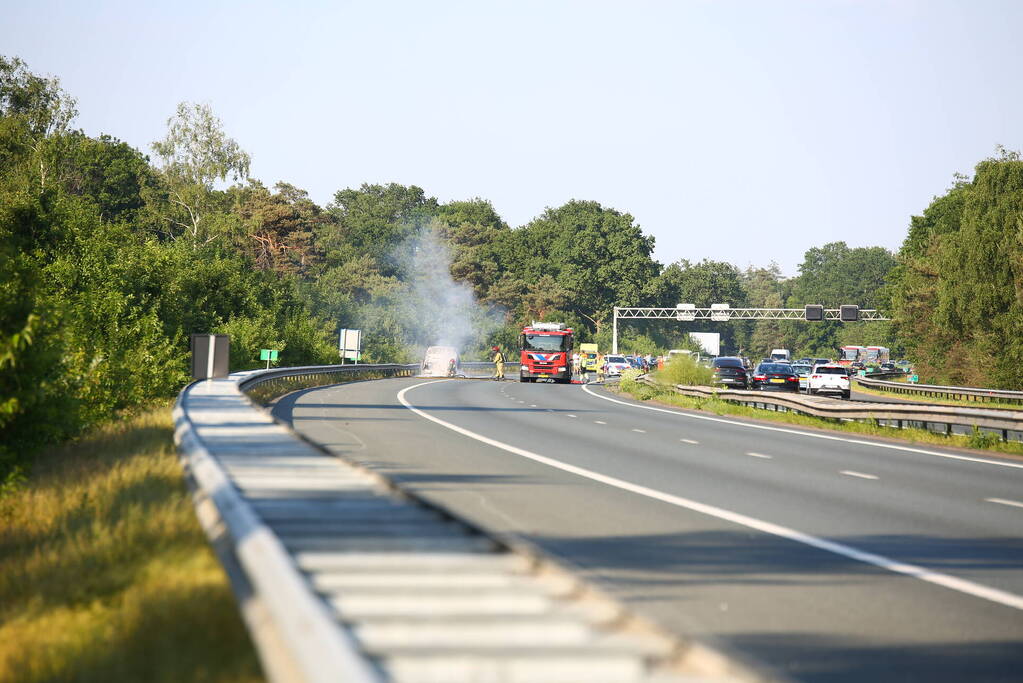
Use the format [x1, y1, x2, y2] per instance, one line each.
[274, 377, 1023, 682]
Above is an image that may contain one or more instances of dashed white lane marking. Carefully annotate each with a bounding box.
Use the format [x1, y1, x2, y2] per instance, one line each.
[986, 497, 1023, 509]
[398, 380, 1023, 612]
[680, 438, 699, 445]
[581, 383, 1023, 470]
[594, 420, 607, 425]
[530, 404, 537, 407]
[567, 414, 578, 418]
[841, 470, 879, 480]
[746, 452, 773, 459]
[632, 428, 646, 433]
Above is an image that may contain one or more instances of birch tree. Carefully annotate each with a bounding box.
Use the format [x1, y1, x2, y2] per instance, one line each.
[151, 101, 250, 244]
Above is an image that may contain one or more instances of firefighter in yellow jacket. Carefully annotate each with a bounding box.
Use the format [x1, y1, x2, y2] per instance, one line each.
[491, 346, 505, 381]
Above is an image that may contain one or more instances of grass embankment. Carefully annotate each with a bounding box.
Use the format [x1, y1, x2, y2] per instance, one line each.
[853, 379, 1023, 411]
[618, 369, 1023, 457]
[0, 405, 262, 683]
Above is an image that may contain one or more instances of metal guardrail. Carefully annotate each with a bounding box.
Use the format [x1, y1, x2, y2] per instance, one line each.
[175, 367, 398, 683]
[638, 377, 1023, 442]
[855, 375, 1023, 406]
[177, 365, 756, 683]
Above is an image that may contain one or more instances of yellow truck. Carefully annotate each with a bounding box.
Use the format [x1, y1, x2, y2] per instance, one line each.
[579, 343, 599, 373]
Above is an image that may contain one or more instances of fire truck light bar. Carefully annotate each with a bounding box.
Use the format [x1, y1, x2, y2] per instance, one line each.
[529, 322, 567, 331]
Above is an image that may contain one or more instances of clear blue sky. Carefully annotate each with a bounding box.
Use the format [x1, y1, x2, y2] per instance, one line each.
[4, 0, 1021, 275]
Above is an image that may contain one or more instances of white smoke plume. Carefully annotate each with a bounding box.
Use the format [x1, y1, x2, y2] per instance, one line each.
[392, 227, 504, 357]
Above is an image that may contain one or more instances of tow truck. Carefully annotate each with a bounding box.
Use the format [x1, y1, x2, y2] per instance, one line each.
[519, 322, 574, 383]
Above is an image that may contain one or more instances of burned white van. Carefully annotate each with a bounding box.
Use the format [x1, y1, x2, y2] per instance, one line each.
[420, 346, 460, 378]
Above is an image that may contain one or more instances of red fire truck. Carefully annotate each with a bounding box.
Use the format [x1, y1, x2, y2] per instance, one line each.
[519, 322, 574, 383]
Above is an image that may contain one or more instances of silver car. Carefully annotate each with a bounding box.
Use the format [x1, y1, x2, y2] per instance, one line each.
[791, 363, 812, 391]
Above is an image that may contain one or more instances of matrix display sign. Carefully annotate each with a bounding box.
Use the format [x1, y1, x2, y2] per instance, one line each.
[804, 305, 824, 321]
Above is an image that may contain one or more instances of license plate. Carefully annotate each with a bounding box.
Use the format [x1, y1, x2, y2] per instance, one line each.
[539, 374, 549, 378]
[770, 378, 785, 384]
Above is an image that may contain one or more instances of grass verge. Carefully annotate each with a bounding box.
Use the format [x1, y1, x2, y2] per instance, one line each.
[617, 373, 1023, 457]
[852, 380, 1023, 411]
[0, 404, 263, 683]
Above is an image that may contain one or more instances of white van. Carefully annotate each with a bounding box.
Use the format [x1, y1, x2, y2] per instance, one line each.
[770, 348, 791, 362]
[420, 346, 460, 377]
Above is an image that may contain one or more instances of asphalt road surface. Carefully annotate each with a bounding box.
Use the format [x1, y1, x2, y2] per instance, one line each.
[274, 377, 1023, 682]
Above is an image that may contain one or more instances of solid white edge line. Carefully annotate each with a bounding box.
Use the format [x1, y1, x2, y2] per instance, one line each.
[986, 497, 1023, 509]
[746, 452, 773, 459]
[841, 470, 879, 480]
[581, 383, 1023, 470]
[398, 380, 1023, 611]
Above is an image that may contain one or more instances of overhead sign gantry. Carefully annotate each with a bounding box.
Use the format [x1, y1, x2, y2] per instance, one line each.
[611, 304, 891, 353]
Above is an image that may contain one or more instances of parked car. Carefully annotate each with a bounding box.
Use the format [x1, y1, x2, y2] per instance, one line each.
[790, 363, 812, 391]
[808, 364, 851, 399]
[711, 356, 749, 389]
[603, 355, 631, 377]
[751, 363, 801, 392]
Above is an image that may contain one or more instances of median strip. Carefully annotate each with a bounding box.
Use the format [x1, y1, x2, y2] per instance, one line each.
[590, 381, 1023, 469]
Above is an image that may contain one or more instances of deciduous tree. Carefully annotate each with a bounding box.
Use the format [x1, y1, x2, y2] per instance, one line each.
[150, 101, 250, 244]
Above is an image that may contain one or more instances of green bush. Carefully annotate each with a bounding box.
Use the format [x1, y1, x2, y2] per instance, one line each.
[653, 355, 714, 386]
[967, 426, 1000, 449]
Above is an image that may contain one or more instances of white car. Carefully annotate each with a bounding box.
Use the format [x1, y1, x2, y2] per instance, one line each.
[807, 364, 851, 399]
[603, 355, 631, 377]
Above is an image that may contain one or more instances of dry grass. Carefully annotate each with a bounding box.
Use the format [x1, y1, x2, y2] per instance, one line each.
[0, 405, 263, 683]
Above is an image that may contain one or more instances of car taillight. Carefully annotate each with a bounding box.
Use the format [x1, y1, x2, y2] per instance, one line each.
[754, 375, 765, 381]
[812, 375, 821, 379]
[787, 376, 798, 381]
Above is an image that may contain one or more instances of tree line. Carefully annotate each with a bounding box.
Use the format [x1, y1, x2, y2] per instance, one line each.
[2, 55, 1021, 486]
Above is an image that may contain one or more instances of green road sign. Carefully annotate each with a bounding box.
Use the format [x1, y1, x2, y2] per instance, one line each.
[259, 349, 279, 361]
